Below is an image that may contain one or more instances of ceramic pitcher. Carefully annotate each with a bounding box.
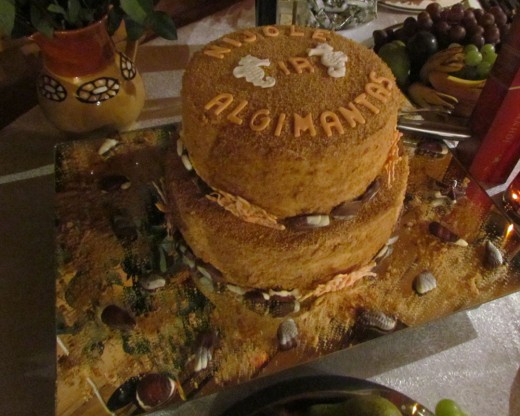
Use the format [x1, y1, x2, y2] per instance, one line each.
[32, 18, 145, 134]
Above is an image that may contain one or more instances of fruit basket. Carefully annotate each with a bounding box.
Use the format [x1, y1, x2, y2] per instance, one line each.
[218, 375, 434, 416]
[373, 2, 515, 117]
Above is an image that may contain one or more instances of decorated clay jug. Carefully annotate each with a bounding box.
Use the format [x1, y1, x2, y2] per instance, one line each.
[31, 18, 145, 134]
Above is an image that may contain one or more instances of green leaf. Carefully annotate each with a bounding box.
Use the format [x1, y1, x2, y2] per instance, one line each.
[147, 11, 176, 40]
[123, 16, 145, 41]
[30, 3, 54, 38]
[67, 0, 81, 25]
[120, 0, 153, 25]
[107, 6, 124, 35]
[47, 4, 66, 16]
[47, 2, 70, 26]
[78, 8, 94, 23]
[0, 0, 16, 36]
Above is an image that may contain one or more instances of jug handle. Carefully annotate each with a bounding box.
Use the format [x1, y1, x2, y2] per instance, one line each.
[125, 39, 139, 62]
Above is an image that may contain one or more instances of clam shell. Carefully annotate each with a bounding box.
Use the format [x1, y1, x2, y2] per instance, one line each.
[413, 271, 437, 295]
[101, 305, 136, 331]
[98, 175, 131, 192]
[98, 138, 119, 157]
[285, 214, 331, 229]
[196, 262, 224, 283]
[181, 154, 193, 171]
[361, 178, 381, 202]
[270, 295, 299, 318]
[484, 240, 503, 269]
[429, 221, 467, 246]
[331, 200, 362, 220]
[139, 275, 166, 291]
[136, 373, 176, 411]
[107, 376, 141, 411]
[176, 138, 184, 156]
[194, 330, 218, 372]
[416, 140, 448, 158]
[277, 318, 299, 351]
[358, 310, 396, 332]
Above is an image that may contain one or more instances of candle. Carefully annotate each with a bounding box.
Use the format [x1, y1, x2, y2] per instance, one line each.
[503, 170, 520, 222]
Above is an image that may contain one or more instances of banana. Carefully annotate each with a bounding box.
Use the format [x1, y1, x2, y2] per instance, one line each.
[427, 72, 485, 117]
[445, 74, 487, 87]
[428, 72, 485, 101]
[408, 82, 458, 110]
[419, 47, 465, 83]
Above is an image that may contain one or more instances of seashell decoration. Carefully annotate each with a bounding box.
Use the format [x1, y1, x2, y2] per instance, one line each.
[139, 275, 166, 291]
[136, 373, 176, 411]
[361, 178, 381, 202]
[277, 318, 299, 351]
[181, 154, 193, 171]
[331, 200, 362, 220]
[415, 140, 449, 158]
[413, 270, 437, 295]
[357, 310, 396, 332]
[101, 305, 136, 331]
[270, 295, 300, 317]
[374, 234, 399, 262]
[196, 262, 224, 283]
[106, 376, 141, 411]
[484, 240, 504, 269]
[285, 214, 331, 229]
[429, 221, 468, 246]
[176, 138, 184, 156]
[194, 330, 218, 372]
[98, 175, 131, 192]
[98, 138, 119, 158]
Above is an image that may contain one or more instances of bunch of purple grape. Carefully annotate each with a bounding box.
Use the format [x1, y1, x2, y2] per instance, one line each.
[373, 4, 511, 53]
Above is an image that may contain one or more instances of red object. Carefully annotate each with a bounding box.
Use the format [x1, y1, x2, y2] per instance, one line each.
[468, 14, 520, 185]
[30, 17, 114, 77]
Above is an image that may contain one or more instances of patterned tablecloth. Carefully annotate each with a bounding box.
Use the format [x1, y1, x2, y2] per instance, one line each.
[0, 1, 519, 415]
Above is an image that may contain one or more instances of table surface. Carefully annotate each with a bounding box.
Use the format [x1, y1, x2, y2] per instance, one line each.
[1, 1, 519, 415]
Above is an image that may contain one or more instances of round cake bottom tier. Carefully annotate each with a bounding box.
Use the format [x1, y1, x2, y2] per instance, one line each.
[167, 152, 409, 292]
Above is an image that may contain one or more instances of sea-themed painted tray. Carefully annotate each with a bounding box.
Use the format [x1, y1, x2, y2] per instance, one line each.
[55, 123, 520, 415]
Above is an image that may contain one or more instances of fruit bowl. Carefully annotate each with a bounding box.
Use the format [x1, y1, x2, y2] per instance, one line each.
[218, 375, 434, 416]
[373, 3, 512, 117]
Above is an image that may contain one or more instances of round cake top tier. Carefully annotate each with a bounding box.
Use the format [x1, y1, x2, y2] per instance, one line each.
[181, 25, 402, 219]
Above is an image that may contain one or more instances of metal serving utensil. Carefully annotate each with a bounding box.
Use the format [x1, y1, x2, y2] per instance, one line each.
[397, 109, 472, 141]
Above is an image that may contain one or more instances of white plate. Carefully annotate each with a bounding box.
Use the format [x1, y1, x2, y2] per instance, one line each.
[378, 0, 461, 12]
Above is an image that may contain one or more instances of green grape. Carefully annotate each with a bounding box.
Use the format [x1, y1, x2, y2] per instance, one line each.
[476, 60, 492, 79]
[341, 395, 403, 416]
[463, 44, 479, 54]
[481, 43, 497, 64]
[435, 399, 465, 416]
[465, 49, 482, 66]
[448, 43, 461, 48]
[482, 51, 497, 65]
[480, 43, 495, 56]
